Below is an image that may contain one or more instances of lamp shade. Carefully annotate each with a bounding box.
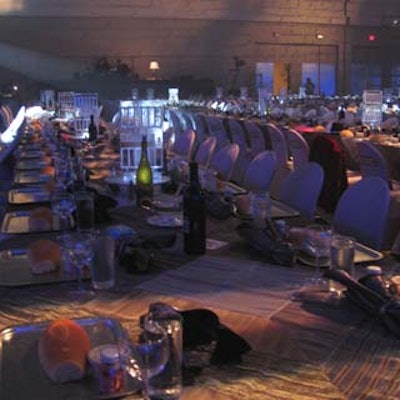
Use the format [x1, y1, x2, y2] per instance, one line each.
[149, 61, 160, 71]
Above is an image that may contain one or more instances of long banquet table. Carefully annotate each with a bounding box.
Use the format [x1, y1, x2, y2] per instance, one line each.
[0, 195, 399, 399]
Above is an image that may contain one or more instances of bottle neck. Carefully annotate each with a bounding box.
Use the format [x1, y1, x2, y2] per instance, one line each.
[189, 163, 200, 187]
[140, 137, 148, 158]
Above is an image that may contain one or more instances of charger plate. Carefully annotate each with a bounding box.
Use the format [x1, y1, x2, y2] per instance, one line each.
[0, 318, 141, 399]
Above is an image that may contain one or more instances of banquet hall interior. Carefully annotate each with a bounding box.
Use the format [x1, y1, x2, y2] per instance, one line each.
[2, 1, 400, 399]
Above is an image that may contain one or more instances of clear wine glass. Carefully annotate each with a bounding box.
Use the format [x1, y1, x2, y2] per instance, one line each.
[56, 159, 73, 190]
[305, 224, 331, 285]
[291, 224, 332, 300]
[122, 317, 169, 400]
[62, 232, 95, 302]
[51, 190, 76, 232]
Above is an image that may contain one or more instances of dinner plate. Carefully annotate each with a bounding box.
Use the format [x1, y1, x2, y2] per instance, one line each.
[18, 150, 45, 159]
[0, 318, 141, 399]
[147, 213, 183, 228]
[15, 160, 49, 170]
[0, 248, 77, 287]
[0, 210, 74, 234]
[297, 242, 383, 267]
[151, 198, 180, 211]
[14, 171, 51, 184]
[8, 187, 50, 204]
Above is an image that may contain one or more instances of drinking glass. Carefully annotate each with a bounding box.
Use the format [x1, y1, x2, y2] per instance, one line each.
[291, 224, 332, 300]
[250, 191, 271, 227]
[53, 155, 73, 190]
[62, 232, 95, 302]
[122, 317, 169, 400]
[51, 190, 76, 231]
[329, 235, 355, 299]
[304, 224, 331, 285]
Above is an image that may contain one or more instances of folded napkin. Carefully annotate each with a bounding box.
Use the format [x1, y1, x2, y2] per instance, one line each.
[118, 231, 177, 273]
[236, 221, 295, 266]
[86, 187, 117, 224]
[205, 192, 233, 220]
[325, 269, 400, 338]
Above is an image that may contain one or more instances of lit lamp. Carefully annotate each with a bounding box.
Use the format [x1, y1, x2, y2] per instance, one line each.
[316, 33, 324, 96]
[149, 61, 160, 80]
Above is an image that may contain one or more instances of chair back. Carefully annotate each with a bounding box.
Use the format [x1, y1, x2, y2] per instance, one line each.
[266, 123, 289, 167]
[243, 120, 266, 157]
[333, 176, 390, 250]
[356, 140, 390, 182]
[281, 127, 310, 169]
[227, 118, 248, 148]
[178, 110, 195, 131]
[194, 136, 217, 168]
[226, 118, 251, 185]
[168, 109, 185, 135]
[192, 113, 209, 142]
[209, 143, 240, 181]
[171, 130, 196, 160]
[243, 150, 277, 193]
[278, 162, 324, 220]
[204, 115, 231, 151]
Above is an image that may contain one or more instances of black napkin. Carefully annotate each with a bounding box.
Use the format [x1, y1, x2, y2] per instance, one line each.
[118, 232, 177, 274]
[237, 221, 295, 266]
[179, 308, 252, 365]
[85, 187, 117, 224]
[324, 269, 400, 338]
[205, 192, 233, 220]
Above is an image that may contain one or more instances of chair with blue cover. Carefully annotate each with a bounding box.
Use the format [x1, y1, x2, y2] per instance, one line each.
[170, 129, 196, 161]
[356, 140, 392, 185]
[227, 118, 251, 185]
[355, 139, 400, 247]
[243, 150, 277, 193]
[280, 126, 310, 170]
[168, 109, 185, 136]
[192, 113, 209, 143]
[266, 123, 291, 197]
[204, 115, 231, 151]
[278, 162, 324, 221]
[209, 143, 240, 182]
[194, 136, 217, 169]
[333, 176, 390, 250]
[243, 120, 266, 158]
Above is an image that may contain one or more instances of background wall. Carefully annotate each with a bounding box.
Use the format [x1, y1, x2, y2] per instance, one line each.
[0, 0, 400, 101]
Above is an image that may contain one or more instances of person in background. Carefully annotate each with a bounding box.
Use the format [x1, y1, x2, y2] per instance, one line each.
[305, 77, 315, 96]
[116, 59, 131, 78]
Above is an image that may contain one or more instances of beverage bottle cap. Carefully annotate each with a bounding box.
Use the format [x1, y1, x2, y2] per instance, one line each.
[365, 265, 382, 276]
[100, 345, 120, 365]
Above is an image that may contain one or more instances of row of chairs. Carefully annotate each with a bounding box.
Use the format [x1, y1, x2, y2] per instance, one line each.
[167, 109, 393, 250]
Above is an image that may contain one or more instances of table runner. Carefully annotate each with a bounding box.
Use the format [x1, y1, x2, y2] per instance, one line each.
[136, 255, 313, 319]
[136, 255, 400, 399]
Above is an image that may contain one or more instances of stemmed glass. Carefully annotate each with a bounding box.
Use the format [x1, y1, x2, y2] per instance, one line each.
[61, 232, 95, 302]
[291, 224, 332, 300]
[53, 156, 73, 190]
[51, 190, 76, 232]
[304, 224, 331, 285]
[121, 316, 169, 400]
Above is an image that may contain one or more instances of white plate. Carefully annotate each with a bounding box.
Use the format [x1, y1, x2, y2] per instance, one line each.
[147, 213, 183, 228]
[152, 198, 179, 211]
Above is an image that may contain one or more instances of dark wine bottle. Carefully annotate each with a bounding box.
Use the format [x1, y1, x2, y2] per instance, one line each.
[88, 114, 98, 142]
[183, 162, 206, 254]
[136, 135, 153, 207]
